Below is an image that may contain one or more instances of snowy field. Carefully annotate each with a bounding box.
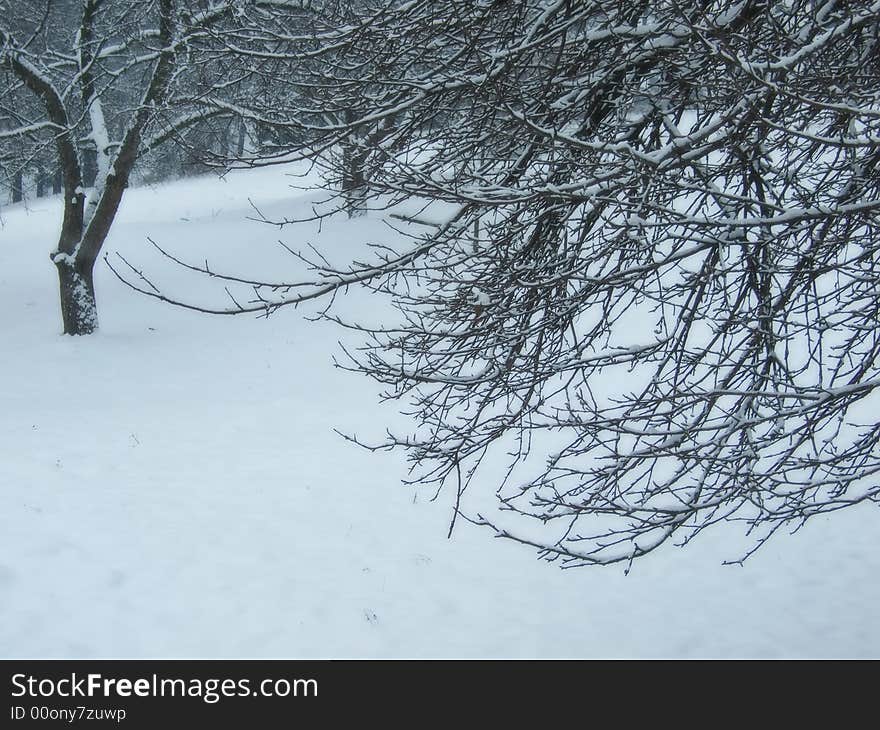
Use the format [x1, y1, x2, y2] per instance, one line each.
[1, 165, 878, 658]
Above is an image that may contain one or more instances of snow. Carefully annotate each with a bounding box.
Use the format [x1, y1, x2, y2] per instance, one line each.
[470, 288, 491, 307]
[1, 166, 878, 658]
[714, 2, 747, 27]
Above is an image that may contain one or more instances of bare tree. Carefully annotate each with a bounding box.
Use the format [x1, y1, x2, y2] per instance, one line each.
[0, 0, 318, 334]
[114, 0, 880, 567]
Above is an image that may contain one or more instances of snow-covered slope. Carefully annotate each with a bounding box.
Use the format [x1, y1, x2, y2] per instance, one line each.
[1, 166, 878, 658]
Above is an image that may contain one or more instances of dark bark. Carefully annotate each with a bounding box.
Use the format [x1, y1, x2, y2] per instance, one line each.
[56, 258, 98, 335]
[52, 191, 91, 334]
[341, 110, 368, 218]
[52, 168, 62, 195]
[36, 168, 47, 197]
[81, 147, 97, 187]
[11, 169, 23, 203]
[341, 142, 368, 218]
[236, 119, 246, 156]
[340, 113, 398, 218]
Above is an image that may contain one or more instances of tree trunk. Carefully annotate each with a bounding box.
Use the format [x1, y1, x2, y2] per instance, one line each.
[82, 147, 98, 187]
[236, 118, 259, 157]
[56, 259, 98, 335]
[52, 168, 63, 195]
[12, 170, 23, 203]
[342, 142, 368, 218]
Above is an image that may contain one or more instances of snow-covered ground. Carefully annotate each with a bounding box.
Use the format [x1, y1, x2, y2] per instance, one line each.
[1, 166, 878, 658]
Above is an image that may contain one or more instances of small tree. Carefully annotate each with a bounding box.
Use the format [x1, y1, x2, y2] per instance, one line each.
[0, 0, 315, 334]
[116, 0, 880, 567]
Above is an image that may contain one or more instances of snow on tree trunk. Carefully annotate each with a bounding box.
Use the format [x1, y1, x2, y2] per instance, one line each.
[56, 259, 98, 335]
